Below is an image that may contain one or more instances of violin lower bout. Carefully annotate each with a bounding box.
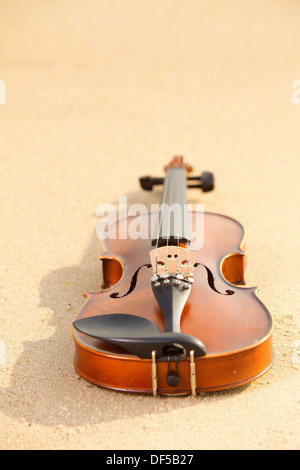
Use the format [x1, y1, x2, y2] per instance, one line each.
[73, 332, 273, 394]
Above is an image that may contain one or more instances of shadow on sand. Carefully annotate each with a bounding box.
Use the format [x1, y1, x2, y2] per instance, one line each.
[0, 191, 248, 428]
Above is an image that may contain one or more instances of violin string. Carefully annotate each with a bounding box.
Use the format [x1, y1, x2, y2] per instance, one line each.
[165, 171, 171, 275]
[186, 213, 190, 277]
[155, 217, 160, 275]
[155, 169, 170, 276]
[177, 236, 179, 274]
[155, 192, 163, 274]
[166, 233, 170, 274]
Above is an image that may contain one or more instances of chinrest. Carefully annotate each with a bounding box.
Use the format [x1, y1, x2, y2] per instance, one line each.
[73, 313, 206, 359]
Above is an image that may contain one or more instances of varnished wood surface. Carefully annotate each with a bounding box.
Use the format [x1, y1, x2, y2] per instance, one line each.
[72, 212, 273, 394]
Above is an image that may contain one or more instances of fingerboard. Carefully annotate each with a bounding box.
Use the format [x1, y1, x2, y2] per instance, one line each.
[152, 167, 190, 247]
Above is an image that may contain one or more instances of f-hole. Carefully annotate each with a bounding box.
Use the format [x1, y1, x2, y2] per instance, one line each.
[110, 264, 152, 298]
[194, 263, 235, 295]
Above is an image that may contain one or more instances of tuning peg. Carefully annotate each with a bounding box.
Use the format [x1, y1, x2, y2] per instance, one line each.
[140, 171, 214, 192]
[139, 176, 164, 191]
[187, 172, 214, 192]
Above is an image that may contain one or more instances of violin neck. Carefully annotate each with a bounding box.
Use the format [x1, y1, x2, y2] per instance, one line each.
[152, 167, 190, 247]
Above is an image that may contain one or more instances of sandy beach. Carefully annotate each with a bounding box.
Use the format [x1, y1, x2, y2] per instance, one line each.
[0, 0, 299, 450]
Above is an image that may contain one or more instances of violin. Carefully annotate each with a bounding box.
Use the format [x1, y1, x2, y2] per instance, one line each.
[72, 156, 274, 395]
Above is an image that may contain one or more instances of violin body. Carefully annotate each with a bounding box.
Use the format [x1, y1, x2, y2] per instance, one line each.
[72, 209, 273, 394]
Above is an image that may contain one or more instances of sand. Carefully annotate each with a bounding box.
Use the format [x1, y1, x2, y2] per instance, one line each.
[0, 0, 299, 450]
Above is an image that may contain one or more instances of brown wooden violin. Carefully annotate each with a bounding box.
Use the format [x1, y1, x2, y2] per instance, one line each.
[72, 156, 274, 395]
